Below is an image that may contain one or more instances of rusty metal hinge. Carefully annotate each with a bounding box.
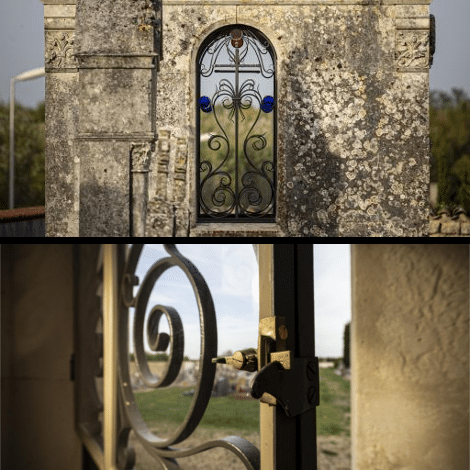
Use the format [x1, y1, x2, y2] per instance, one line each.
[212, 316, 320, 417]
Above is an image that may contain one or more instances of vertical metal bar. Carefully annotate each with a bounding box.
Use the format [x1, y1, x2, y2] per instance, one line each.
[234, 47, 239, 217]
[295, 244, 317, 469]
[272, 244, 298, 469]
[103, 244, 119, 470]
[259, 244, 317, 470]
[259, 245, 275, 470]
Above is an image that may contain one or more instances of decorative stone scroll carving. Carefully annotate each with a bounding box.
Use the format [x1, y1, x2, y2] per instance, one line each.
[131, 142, 151, 173]
[137, 0, 160, 29]
[136, 0, 162, 56]
[396, 31, 429, 69]
[395, 16, 433, 72]
[45, 31, 76, 68]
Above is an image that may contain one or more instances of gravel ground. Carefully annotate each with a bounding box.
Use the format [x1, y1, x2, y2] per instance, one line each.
[130, 426, 350, 469]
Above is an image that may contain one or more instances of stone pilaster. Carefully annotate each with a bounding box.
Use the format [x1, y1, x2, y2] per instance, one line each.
[145, 129, 173, 236]
[74, 0, 159, 236]
[173, 137, 190, 236]
[44, 0, 79, 236]
[130, 142, 151, 236]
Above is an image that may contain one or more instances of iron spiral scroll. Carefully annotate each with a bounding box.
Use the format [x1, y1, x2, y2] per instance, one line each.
[118, 244, 260, 470]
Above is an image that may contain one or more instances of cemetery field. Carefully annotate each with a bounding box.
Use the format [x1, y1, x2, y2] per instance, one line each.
[131, 367, 351, 469]
[133, 366, 350, 436]
[133, 385, 260, 432]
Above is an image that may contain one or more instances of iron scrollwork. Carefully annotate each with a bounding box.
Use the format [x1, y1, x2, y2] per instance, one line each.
[118, 244, 260, 469]
[197, 26, 276, 220]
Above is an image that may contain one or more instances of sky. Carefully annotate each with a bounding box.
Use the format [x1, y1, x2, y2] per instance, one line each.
[130, 244, 351, 360]
[1, 0, 469, 109]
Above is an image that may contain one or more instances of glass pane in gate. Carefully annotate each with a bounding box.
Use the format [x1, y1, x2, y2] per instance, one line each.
[197, 26, 276, 221]
[126, 245, 260, 470]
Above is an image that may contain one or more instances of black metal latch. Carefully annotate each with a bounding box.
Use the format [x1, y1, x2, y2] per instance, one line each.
[250, 356, 319, 417]
[212, 316, 320, 418]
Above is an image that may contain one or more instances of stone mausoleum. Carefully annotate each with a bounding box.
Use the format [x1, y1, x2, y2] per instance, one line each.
[44, 0, 435, 236]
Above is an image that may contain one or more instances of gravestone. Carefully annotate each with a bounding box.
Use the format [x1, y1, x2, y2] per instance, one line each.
[234, 373, 256, 400]
[212, 376, 230, 397]
[44, 0, 434, 236]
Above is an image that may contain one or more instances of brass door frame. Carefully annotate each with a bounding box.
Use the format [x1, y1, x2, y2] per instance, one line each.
[259, 244, 317, 470]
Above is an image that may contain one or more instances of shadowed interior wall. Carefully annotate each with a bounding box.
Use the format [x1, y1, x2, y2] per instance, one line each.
[1, 245, 81, 469]
[351, 244, 469, 470]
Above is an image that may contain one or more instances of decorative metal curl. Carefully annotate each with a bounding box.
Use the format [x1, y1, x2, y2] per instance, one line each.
[134, 304, 184, 388]
[118, 244, 260, 470]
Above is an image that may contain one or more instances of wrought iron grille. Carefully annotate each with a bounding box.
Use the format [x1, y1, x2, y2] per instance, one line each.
[76, 244, 318, 470]
[121, 245, 259, 469]
[197, 26, 276, 221]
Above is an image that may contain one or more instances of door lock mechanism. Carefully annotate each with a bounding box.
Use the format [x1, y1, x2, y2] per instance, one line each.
[212, 348, 258, 372]
[212, 316, 320, 417]
[251, 356, 319, 417]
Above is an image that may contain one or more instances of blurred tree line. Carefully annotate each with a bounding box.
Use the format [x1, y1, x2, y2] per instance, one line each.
[0, 100, 45, 210]
[430, 88, 470, 212]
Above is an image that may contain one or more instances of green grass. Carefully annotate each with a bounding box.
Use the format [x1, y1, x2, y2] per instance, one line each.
[133, 368, 350, 436]
[134, 386, 260, 432]
[316, 368, 351, 436]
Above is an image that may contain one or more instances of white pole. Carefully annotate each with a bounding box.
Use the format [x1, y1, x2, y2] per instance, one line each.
[8, 67, 45, 210]
[9, 79, 15, 210]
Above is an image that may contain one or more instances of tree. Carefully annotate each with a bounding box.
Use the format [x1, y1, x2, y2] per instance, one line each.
[0, 101, 45, 210]
[430, 88, 470, 210]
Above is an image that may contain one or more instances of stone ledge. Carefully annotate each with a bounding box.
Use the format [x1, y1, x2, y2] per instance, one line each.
[44, 4, 76, 17]
[165, 0, 430, 4]
[44, 17, 76, 30]
[76, 133, 156, 141]
[43, 0, 76, 4]
[75, 53, 158, 69]
[191, 222, 284, 237]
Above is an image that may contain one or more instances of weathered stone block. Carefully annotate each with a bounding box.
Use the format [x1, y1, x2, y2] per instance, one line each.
[78, 140, 130, 236]
[428, 219, 441, 234]
[460, 223, 470, 236]
[78, 67, 154, 135]
[440, 221, 460, 235]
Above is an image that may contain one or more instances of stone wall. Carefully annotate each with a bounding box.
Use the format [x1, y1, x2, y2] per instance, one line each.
[152, 0, 433, 237]
[352, 244, 469, 470]
[45, 0, 160, 236]
[45, 0, 434, 236]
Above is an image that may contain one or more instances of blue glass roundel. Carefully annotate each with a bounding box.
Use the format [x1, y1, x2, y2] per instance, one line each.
[198, 96, 212, 113]
[261, 96, 274, 113]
